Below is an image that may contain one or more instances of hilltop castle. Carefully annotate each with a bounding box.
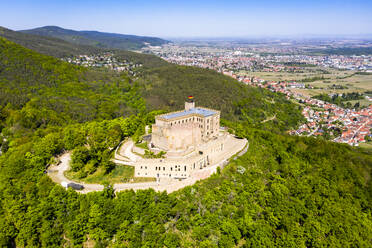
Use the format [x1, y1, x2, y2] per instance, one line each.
[115, 97, 247, 181]
[151, 97, 220, 154]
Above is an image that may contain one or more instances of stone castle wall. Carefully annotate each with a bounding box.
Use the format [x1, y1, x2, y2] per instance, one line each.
[151, 122, 202, 151]
[135, 133, 229, 179]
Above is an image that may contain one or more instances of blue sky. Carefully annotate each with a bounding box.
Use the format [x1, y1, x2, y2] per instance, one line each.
[1, 0, 371, 38]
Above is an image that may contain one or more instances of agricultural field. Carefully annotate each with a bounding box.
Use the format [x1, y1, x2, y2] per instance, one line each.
[239, 68, 372, 107]
[358, 141, 372, 151]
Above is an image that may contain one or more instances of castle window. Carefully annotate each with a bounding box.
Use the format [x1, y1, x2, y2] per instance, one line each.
[163, 167, 165, 171]
[145, 166, 147, 169]
[140, 166, 143, 169]
[171, 167, 173, 171]
[184, 166, 186, 171]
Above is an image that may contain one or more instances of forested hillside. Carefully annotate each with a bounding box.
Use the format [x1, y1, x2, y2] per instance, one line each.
[138, 65, 304, 131]
[0, 37, 371, 247]
[21, 26, 169, 50]
[0, 37, 145, 143]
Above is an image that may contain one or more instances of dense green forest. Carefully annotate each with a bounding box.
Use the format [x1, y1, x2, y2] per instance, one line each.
[0, 37, 371, 247]
[0, 116, 371, 247]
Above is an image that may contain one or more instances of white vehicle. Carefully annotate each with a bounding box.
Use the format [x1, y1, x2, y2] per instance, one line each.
[61, 181, 68, 188]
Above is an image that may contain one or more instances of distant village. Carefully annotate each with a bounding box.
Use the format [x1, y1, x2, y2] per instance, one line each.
[238, 77, 371, 146]
[144, 44, 372, 72]
[63, 53, 142, 76]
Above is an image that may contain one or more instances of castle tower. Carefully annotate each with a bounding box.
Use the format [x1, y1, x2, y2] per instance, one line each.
[185, 95, 195, 110]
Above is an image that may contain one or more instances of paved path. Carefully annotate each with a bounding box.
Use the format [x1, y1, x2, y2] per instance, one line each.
[48, 138, 249, 194]
[47, 153, 104, 193]
[116, 139, 141, 162]
[262, 115, 276, 123]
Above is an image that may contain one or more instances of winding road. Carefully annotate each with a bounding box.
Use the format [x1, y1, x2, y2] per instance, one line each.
[47, 138, 249, 194]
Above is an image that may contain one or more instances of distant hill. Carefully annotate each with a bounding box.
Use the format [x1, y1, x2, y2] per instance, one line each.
[20, 26, 170, 50]
[0, 26, 103, 58]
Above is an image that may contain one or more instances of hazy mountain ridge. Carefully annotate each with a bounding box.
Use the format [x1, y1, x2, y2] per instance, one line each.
[0, 26, 104, 58]
[20, 25, 170, 50]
